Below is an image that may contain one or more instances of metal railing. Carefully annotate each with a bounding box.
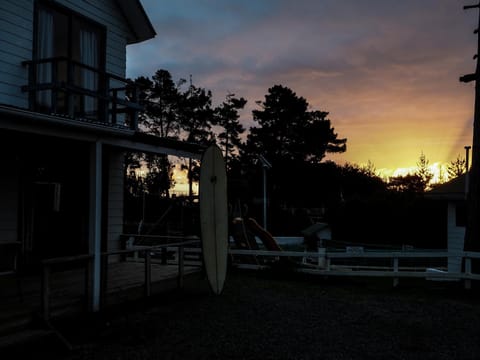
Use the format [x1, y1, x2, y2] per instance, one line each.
[22, 56, 141, 129]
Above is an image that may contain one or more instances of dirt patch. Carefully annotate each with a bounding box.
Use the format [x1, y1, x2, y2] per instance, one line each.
[5, 269, 480, 359]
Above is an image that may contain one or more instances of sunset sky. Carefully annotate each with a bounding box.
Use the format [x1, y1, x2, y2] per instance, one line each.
[127, 0, 478, 176]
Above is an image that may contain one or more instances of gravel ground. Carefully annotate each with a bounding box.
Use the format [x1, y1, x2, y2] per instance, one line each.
[4, 268, 480, 360]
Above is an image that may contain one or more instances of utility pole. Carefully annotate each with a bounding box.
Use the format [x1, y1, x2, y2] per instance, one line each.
[465, 145, 471, 196]
[460, 3, 480, 253]
[258, 155, 272, 231]
[188, 75, 194, 202]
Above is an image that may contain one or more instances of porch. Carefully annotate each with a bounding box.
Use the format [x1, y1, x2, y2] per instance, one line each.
[0, 241, 203, 341]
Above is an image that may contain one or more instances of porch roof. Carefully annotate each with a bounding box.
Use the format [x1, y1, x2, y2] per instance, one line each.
[0, 105, 204, 159]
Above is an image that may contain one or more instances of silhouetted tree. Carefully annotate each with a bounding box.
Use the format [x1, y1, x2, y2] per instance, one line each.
[143, 153, 174, 197]
[214, 93, 247, 169]
[125, 168, 146, 198]
[237, 85, 346, 232]
[126, 70, 188, 198]
[135, 70, 217, 144]
[360, 160, 377, 178]
[388, 173, 425, 193]
[125, 151, 147, 196]
[415, 152, 433, 192]
[447, 154, 466, 180]
[340, 162, 386, 200]
[178, 81, 215, 145]
[177, 80, 216, 198]
[132, 71, 219, 199]
[243, 85, 346, 166]
[135, 70, 185, 139]
[386, 153, 434, 194]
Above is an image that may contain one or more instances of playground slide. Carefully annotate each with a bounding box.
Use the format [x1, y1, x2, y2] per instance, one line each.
[231, 217, 259, 250]
[245, 218, 282, 251]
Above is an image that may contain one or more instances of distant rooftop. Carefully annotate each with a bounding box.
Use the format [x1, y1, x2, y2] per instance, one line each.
[428, 173, 467, 200]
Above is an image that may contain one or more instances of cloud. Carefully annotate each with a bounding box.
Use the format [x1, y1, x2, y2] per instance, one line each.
[129, 0, 477, 169]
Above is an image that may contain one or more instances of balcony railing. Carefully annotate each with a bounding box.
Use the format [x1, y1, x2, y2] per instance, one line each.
[22, 57, 141, 130]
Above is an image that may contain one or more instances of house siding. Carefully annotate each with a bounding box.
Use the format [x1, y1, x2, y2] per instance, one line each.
[106, 149, 125, 260]
[447, 202, 465, 273]
[0, 0, 131, 109]
[0, 0, 33, 108]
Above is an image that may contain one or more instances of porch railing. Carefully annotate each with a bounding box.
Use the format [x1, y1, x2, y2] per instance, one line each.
[40, 239, 201, 321]
[22, 56, 141, 130]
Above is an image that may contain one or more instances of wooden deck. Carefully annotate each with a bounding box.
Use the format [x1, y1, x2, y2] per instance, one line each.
[0, 259, 202, 336]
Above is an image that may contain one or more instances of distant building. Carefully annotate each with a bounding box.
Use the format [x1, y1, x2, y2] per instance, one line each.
[427, 174, 467, 273]
[301, 222, 332, 256]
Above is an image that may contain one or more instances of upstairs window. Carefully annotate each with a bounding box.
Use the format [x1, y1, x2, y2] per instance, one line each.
[35, 2, 106, 119]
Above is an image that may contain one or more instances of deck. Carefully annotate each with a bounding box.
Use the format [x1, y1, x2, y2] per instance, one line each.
[0, 258, 202, 337]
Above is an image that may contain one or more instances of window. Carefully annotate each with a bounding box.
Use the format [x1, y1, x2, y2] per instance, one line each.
[35, 1, 106, 119]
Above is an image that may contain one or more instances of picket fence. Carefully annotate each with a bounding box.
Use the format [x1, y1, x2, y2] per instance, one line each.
[227, 248, 480, 288]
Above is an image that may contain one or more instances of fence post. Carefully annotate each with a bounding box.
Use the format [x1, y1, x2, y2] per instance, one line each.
[41, 264, 51, 321]
[465, 257, 472, 290]
[318, 248, 326, 268]
[100, 255, 108, 309]
[393, 257, 399, 287]
[144, 250, 151, 297]
[178, 246, 184, 289]
[85, 257, 92, 311]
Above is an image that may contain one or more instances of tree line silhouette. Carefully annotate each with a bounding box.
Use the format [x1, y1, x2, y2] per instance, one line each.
[124, 69, 465, 248]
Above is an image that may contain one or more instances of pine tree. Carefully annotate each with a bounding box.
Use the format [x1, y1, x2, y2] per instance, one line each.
[415, 151, 433, 192]
[447, 154, 466, 180]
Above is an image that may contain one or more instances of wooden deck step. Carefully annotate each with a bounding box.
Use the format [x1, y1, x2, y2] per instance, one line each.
[0, 327, 56, 350]
[0, 313, 34, 337]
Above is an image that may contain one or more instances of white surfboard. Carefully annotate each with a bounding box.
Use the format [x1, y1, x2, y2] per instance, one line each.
[199, 145, 228, 294]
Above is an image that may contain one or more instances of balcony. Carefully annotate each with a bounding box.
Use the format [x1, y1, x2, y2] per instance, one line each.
[22, 57, 141, 130]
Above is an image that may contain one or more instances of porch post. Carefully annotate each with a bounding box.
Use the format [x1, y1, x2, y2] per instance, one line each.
[89, 141, 103, 312]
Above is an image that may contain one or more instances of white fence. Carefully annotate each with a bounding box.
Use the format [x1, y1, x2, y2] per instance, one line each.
[228, 249, 480, 288]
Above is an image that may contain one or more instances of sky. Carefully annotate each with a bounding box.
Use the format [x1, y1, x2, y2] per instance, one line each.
[127, 0, 479, 177]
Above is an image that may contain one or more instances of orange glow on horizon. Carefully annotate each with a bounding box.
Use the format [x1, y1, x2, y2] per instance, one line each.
[376, 162, 449, 184]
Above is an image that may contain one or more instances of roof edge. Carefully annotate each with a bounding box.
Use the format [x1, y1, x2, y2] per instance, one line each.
[115, 0, 156, 44]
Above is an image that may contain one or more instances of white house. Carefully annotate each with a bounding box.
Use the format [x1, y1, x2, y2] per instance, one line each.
[0, 0, 203, 313]
[428, 174, 467, 273]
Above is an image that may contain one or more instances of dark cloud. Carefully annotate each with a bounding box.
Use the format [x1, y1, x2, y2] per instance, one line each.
[128, 0, 477, 169]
